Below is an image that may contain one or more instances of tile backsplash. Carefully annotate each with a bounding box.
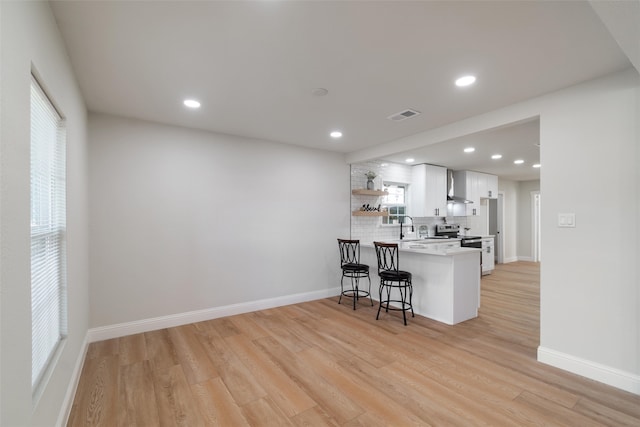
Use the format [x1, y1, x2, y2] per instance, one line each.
[350, 161, 488, 244]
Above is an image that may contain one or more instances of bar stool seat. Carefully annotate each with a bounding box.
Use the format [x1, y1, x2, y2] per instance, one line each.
[374, 241, 414, 325]
[337, 239, 373, 310]
[342, 262, 370, 272]
[379, 270, 412, 281]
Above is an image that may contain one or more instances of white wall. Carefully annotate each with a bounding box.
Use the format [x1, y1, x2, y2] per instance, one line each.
[89, 113, 350, 328]
[346, 68, 640, 393]
[538, 71, 639, 389]
[0, 1, 89, 425]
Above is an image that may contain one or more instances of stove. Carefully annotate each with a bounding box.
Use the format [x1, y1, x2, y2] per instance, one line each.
[459, 236, 483, 245]
[435, 224, 482, 247]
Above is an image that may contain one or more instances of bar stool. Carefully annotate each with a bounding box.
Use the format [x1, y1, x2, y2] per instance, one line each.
[337, 239, 373, 310]
[373, 241, 414, 325]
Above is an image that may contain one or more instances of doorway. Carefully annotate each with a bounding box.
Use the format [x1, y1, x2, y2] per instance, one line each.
[531, 191, 541, 262]
[487, 193, 505, 264]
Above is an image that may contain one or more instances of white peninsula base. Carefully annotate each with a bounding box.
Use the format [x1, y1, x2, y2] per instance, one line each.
[361, 244, 481, 325]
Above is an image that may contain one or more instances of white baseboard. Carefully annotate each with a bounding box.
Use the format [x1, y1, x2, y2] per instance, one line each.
[518, 256, 534, 262]
[56, 334, 90, 427]
[87, 287, 341, 343]
[538, 346, 640, 395]
[503, 256, 519, 263]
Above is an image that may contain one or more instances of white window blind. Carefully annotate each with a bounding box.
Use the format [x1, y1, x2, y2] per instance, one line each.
[30, 75, 67, 390]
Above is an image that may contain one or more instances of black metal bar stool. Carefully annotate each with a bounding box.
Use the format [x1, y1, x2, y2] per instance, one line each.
[337, 239, 373, 310]
[373, 241, 414, 325]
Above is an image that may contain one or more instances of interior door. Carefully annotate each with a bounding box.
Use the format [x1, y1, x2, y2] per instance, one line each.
[496, 193, 504, 264]
[488, 198, 498, 264]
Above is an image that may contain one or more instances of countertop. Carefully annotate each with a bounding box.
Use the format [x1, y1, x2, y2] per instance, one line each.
[361, 241, 481, 257]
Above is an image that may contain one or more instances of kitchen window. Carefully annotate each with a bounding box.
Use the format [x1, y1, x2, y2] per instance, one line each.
[381, 182, 407, 225]
[30, 74, 67, 395]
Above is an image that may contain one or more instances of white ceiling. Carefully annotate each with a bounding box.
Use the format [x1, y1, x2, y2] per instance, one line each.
[383, 118, 541, 181]
[50, 1, 633, 179]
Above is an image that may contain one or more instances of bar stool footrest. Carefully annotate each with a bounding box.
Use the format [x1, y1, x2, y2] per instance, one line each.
[341, 289, 371, 298]
[379, 299, 413, 312]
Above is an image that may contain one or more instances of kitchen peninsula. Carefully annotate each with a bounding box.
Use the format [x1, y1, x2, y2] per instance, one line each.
[360, 242, 481, 325]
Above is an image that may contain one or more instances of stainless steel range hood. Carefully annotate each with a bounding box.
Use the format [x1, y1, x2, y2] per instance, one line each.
[447, 169, 473, 204]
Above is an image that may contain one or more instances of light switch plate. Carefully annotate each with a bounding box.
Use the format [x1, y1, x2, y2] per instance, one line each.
[558, 213, 576, 228]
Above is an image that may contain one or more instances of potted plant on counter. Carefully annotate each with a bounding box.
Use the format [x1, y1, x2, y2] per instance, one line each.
[365, 171, 376, 190]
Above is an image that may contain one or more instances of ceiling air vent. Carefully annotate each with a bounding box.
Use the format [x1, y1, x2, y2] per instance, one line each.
[387, 109, 421, 122]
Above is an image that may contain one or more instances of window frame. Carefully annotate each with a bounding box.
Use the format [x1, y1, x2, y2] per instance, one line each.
[381, 181, 409, 226]
[30, 73, 68, 398]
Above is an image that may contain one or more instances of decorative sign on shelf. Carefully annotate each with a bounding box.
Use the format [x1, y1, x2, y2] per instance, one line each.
[359, 204, 384, 212]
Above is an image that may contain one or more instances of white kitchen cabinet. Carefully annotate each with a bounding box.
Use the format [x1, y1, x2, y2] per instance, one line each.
[486, 174, 498, 199]
[410, 164, 447, 217]
[476, 173, 488, 201]
[476, 172, 498, 199]
[482, 237, 495, 275]
[452, 170, 480, 216]
[451, 171, 498, 215]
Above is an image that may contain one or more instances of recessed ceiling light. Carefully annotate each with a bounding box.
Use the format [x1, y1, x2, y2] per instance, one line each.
[330, 131, 342, 138]
[464, 147, 475, 153]
[455, 75, 476, 87]
[183, 99, 201, 108]
[532, 163, 541, 168]
[514, 159, 524, 164]
[491, 154, 502, 160]
[405, 158, 415, 163]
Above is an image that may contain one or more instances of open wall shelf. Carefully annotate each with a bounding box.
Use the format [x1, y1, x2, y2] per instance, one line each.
[352, 189, 388, 196]
[352, 210, 389, 217]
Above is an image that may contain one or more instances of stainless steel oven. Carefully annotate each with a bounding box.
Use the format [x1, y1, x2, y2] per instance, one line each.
[459, 236, 482, 249]
[436, 224, 483, 270]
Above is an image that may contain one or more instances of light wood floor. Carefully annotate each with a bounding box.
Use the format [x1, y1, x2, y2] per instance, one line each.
[68, 262, 640, 426]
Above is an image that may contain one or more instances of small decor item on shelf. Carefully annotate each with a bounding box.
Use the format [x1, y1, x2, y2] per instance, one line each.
[359, 204, 382, 212]
[365, 171, 376, 190]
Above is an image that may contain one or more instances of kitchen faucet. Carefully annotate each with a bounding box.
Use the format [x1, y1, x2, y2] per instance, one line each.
[399, 215, 414, 240]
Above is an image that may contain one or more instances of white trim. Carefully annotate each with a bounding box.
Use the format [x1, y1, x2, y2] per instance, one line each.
[531, 191, 541, 262]
[517, 256, 535, 262]
[87, 287, 340, 343]
[503, 256, 519, 263]
[497, 191, 505, 264]
[538, 346, 640, 395]
[56, 335, 90, 427]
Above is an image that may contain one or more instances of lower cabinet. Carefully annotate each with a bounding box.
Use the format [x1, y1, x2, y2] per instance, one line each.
[482, 237, 495, 275]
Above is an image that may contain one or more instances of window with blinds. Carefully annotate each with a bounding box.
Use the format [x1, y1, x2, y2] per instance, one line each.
[30, 75, 67, 392]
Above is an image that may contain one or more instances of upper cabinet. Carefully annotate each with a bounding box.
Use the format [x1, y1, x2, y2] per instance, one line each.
[476, 173, 498, 199]
[410, 164, 447, 217]
[451, 170, 498, 216]
[486, 174, 498, 199]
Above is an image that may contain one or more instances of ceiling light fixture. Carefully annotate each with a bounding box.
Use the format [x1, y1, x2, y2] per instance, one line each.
[464, 147, 475, 153]
[533, 163, 541, 168]
[183, 99, 201, 108]
[514, 159, 524, 164]
[330, 131, 342, 138]
[455, 75, 476, 87]
[405, 158, 415, 163]
[491, 154, 502, 159]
